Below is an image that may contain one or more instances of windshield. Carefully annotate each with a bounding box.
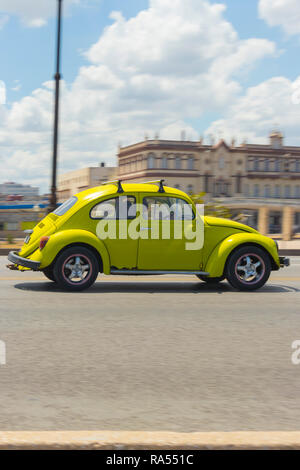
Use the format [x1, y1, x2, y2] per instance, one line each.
[53, 196, 78, 216]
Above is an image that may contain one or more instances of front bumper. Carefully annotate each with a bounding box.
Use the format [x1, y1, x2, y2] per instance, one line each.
[279, 256, 290, 267]
[7, 251, 41, 271]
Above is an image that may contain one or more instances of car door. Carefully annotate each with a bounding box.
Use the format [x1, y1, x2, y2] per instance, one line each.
[90, 194, 139, 269]
[137, 193, 203, 270]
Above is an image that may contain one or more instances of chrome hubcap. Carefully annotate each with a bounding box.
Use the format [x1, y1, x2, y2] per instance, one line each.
[63, 255, 91, 283]
[235, 254, 264, 284]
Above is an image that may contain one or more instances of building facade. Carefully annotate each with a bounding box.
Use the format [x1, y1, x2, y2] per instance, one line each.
[0, 181, 39, 198]
[57, 163, 116, 203]
[117, 132, 300, 240]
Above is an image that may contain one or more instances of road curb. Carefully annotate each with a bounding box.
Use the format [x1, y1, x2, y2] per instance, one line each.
[1, 431, 300, 450]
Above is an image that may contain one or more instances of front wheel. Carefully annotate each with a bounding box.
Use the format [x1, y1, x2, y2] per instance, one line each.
[52, 246, 99, 291]
[225, 246, 271, 291]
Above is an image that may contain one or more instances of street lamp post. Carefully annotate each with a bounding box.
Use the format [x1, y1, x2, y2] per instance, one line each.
[48, 0, 63, 213]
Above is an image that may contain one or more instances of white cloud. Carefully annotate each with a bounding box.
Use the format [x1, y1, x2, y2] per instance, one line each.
[0, 80, 6, 105]
[0, 0, 81, 27]
[258, 0, 300, 36]
[0, 0, 277, 191]
[0, 13, 8, 28]
[205, 76, 300, 145]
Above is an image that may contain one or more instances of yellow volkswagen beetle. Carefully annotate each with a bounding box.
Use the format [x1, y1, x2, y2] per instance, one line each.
[8, 180, 289, 291]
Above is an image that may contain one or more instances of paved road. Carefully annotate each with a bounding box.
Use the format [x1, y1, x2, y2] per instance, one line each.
[0, 256, 300, 431]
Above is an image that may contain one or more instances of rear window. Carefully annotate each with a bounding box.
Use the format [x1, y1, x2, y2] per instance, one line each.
[53, 196, 77, 216]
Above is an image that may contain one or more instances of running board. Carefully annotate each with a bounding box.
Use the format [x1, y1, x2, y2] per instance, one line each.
[110, 269, 209, 276]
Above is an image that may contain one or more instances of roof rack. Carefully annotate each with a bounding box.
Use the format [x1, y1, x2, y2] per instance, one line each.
[141, 180, 165, 193]
[102, 179, 124, 193]
[102, 179, 165, 193]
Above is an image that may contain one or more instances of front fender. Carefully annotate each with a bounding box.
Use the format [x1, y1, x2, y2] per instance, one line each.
[28, 229, 111, 274]
[205, 232, 280, 277]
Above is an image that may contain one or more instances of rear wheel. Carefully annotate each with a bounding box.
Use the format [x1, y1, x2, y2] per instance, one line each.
[197, 275, 225, 284]
[43, 266, 56, 282]
[225, 246, 271, 291]
[52, 246, 99, 291]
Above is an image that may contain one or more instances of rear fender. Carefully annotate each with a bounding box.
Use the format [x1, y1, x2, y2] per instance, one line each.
[30, 229, 111, 274]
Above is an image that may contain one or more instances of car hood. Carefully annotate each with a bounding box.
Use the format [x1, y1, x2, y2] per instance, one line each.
[205, 216, 258, 233]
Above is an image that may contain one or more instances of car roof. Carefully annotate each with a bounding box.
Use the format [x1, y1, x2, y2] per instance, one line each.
[77, 183, 191, 203]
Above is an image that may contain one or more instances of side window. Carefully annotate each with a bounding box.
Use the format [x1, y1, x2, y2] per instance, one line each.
[143, 196, 194, 220]
[90, 196, 136, 219]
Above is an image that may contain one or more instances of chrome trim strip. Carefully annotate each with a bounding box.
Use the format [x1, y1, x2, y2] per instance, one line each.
[110, 269, 209, 275]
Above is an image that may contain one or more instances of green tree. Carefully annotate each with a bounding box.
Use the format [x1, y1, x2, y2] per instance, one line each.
[191, 192, 232, 219]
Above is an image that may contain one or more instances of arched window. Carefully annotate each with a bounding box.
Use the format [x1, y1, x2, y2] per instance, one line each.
[187, 157, 194, 170]
[161, 155, 168, 169]
[175, 156, 181, 170]
[147, 153, 155, 169]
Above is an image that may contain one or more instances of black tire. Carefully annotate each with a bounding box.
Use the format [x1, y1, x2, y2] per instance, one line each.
[52, 246, 99, 291]
[43, 266, 56, 282]
[225, 245, 271, 291]
[197, 275, 225, 284]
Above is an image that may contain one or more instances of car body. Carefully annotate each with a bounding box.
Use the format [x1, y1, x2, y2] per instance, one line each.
[8, 181, 289, 291]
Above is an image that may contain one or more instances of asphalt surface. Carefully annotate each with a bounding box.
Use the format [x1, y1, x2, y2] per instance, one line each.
[0, 256, 300, 431]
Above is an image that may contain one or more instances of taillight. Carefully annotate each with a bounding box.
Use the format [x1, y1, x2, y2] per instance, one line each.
[39, 236, 49, 250]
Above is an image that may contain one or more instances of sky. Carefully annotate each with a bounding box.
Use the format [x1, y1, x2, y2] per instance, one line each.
[1, 0, 300, 193]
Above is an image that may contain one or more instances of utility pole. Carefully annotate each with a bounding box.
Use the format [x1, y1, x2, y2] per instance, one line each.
[48, 0, 63, 213]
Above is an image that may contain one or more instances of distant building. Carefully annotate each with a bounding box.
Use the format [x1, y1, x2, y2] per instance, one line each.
[0, 181, 39, 198]
[57, 163, 117, 202]
[117, 131, 300, 240]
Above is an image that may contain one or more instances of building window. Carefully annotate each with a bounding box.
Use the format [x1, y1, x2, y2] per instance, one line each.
[275, 159, 281, 172]
[296, 160, 300, 172]
[161, 156, 168, 169]
[175, 156, 181, 170]
[284, 185, 291, 198]
[219, 157, 225, 170]
[244, 184, 249, 196]
[254, 159, 259, 171]
[186, 184, 194, 194]
[254, 184, 260, 197]
[187, 157, 194, 170]
[274, 185, 280, 198]
[264, 185, 271, 198]
[147, 153, 155, 169]
[295, 186, 300, 198]
[264, 159, 269, 172]
[174, 184, 180, 189]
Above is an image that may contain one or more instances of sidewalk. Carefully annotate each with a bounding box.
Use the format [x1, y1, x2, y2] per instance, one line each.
[1, 431, 300, 449]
